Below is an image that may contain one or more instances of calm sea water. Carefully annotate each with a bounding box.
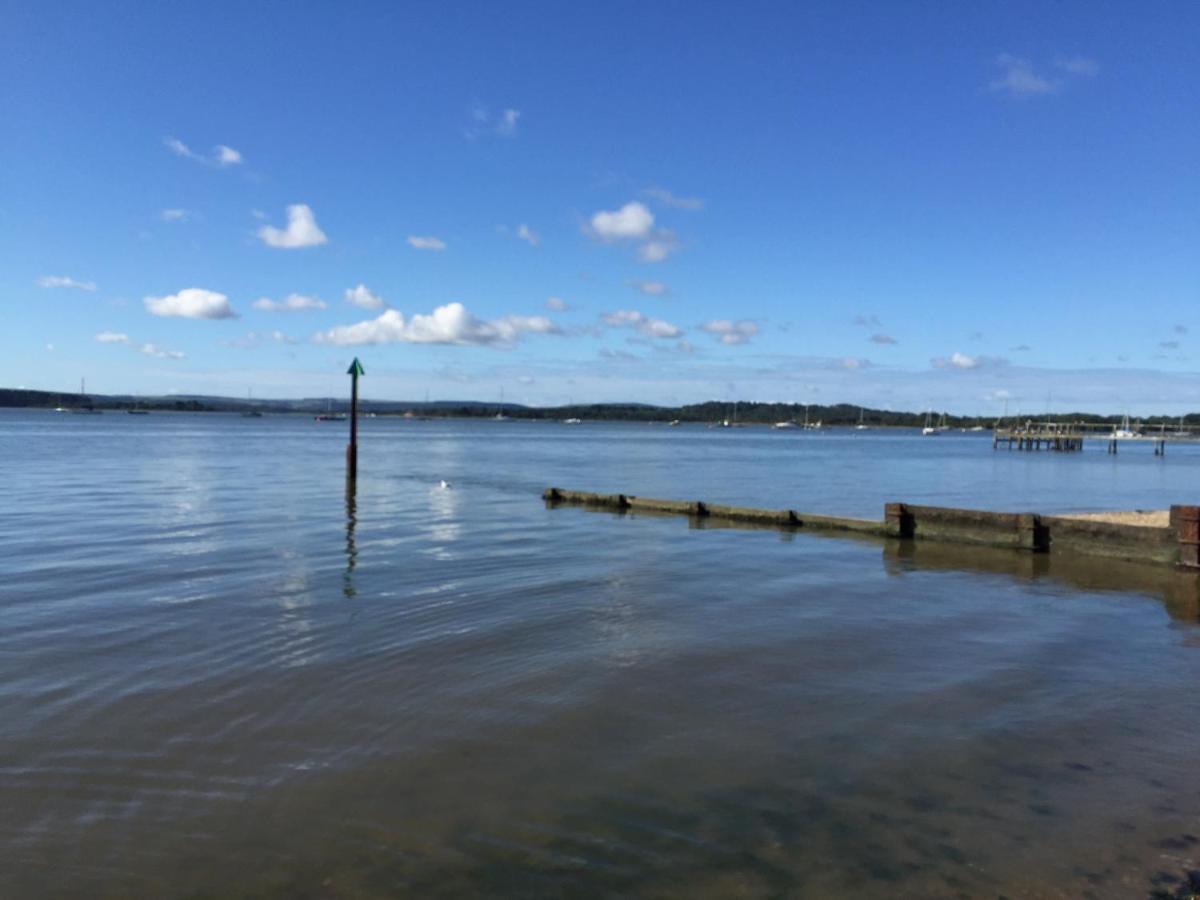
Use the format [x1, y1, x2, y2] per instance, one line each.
[2, 409, 1200, 898]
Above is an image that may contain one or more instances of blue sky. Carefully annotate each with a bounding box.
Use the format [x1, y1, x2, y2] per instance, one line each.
[2, 0, 1197, 413]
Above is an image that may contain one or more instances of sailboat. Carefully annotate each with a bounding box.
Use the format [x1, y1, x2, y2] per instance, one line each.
[71, 379, 103, 414]
[1112, 414, 1139, 439]
[922, 409, 946, 435]
[716, 400, 735, 428]
[315, 397, 346, 422]
[242, 387, 262, 417]
[802, 405, 822, 430]
[854, 408, 869, 430]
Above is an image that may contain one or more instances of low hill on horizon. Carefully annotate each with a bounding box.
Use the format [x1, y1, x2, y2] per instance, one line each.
[3, 387, 1196, 429]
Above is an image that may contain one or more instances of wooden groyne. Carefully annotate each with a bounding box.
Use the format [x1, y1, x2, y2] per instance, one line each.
[543, 488, 1200, 571]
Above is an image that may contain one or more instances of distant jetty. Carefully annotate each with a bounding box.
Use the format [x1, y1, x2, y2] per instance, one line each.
[994, 419, 1199, 455]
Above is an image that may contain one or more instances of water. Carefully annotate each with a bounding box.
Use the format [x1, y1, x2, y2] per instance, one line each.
[2, 409, 1199, 898]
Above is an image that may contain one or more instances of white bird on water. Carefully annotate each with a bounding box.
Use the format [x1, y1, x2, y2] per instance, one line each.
[438, 480, 452, 489]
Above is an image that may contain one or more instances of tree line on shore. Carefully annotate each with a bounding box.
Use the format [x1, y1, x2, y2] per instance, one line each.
[3, 387, 1196, 429]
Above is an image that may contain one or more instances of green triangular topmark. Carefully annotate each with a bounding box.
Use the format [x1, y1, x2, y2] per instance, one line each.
[347, 358, 365, 377]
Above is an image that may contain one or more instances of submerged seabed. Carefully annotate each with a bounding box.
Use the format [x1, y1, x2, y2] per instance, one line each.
[1, 411, 1199, 898]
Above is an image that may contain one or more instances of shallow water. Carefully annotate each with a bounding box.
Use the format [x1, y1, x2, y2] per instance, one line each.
[2, 410, 1199, 898]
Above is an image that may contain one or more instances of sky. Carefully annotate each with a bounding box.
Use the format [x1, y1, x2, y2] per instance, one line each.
[1, 0, 1197, 414]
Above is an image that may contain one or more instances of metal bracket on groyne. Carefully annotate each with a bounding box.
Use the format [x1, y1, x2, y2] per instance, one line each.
[543, 488, 1200, 571]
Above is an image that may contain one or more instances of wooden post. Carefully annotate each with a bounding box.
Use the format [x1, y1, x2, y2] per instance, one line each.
[346, 357, 365, 482]
[885, 502, 914, 538]
[1016, 513, 1048, 552]
[1172, 505, 1200, 570]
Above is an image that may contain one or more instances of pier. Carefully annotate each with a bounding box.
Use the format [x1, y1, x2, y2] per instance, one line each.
[992, 421, 1199, 455]
[544, 488, 1200, 571]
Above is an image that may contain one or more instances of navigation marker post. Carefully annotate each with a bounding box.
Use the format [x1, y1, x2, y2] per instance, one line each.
[346, 357, 365, 483]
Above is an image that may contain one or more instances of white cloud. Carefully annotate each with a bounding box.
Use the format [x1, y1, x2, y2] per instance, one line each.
[257, 204, 328, 249]
[141, 342, 186, 360]
[38, 275, 97, 291]
[599, 348, 641, 361]
[587, 202, 681, 262]
[701, 319, 759, 345]
[545, 296, 569, 311]
[225, 330, 297, 349]
[407, 235, 447, 251]
[638, 230, 680, 263]
[164, 136, 244, 167]
[629, 280, 669, 297]
[989, 53, 1097, 98]
[837, 357, 871, 370]
[603, 309, 682, 339]
[465, 105, 522, 138]
[144, 288, 237, 319]
[497, 108, 520, 136]
[870, 333, 897, 345]
[345, 284, 385, 310]
[931, 351, 1009, 370]
[160, 208, 190, 222]
[497, 223, 540, 246]
[252, 293, 327, 312]
[989, 54, 1056, 96]
[96, 330, 183, 359]
[1056, 55, 1099, 77]
[642, 186, 704, 211]
[214, 145, 243, 166]
[589, 202, 654, 241]
[164, 137, 193, 159]
[316, 302, 562, 347]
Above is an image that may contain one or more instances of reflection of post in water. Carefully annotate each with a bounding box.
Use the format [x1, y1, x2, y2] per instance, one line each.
[882, 539, 1200, 624]
[344, 480, 358, 599]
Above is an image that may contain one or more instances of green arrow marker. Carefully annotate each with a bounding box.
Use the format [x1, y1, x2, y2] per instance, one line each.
[347, 358, 365, 377]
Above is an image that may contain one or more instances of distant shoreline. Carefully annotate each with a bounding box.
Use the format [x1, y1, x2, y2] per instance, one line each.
[2, 388, 1195, 430]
